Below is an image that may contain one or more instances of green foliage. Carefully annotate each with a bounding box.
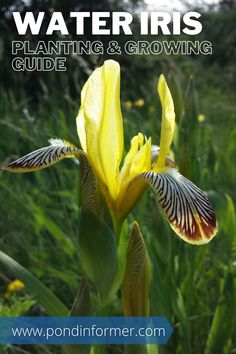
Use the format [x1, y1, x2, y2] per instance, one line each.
[205, 272, 236, 354]
[0, 298, 36, 317]
[78, 210, 118, 297]
[0, 2, 236, 354]
[0, 250, 68, 316]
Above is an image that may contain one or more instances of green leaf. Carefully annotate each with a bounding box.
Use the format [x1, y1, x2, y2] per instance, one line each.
[63, 279, 92, 354]
[225, 194, 236, 253]
[0, 299, 36, 316]
[205, 272, 236, 354]
[101, 220, 129, 306]
[185, 75, 199, 122]
[125, 345, 148, 354]
[78, 210, 118, 297]
[0, 250, 68, 316]
[69, 278, 92, 317]
[171, 288, 191, 354]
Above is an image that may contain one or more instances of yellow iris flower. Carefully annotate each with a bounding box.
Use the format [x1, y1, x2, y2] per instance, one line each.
[1, 60, 217, 245]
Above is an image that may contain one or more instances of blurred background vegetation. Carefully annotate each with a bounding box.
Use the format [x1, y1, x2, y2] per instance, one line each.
[0, 0, 236, 353]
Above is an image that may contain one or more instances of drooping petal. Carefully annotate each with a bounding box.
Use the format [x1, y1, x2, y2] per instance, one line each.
[155, 75, 175, 171]
[140, 169, 218, 244]
[1, 139, 81, 173]
[76, 60, 124, 200]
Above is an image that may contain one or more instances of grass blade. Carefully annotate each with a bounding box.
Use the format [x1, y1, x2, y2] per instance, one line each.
[204, 272, 236, 354]
[0, 250, 68, 316]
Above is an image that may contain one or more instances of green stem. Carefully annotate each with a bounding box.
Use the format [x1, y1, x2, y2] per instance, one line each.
[62, 279, 92, 354]
[125, 344, 148, 354]
[91, 344, 105, 354]
[112, 214, 123, 243]
[62, 345, 91, 354]
[148, 344, 159, 354]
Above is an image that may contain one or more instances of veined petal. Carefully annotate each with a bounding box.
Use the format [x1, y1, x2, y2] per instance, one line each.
[1, 139, 81, 172]
[79, 153, 103, 216]
[155, 75, 175, 171]
[2, 139, 104, 218]
[77, 60, 124, 200]
[141, 169, 217, 244]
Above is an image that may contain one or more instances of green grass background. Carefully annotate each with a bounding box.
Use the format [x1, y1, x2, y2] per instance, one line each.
[0, 1, 236, 353]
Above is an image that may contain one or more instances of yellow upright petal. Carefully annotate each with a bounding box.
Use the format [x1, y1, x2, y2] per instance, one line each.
[119, 133, 144, 185]
[119, 133, 151, 189]
[155, 75, 175, 171]
[117, 134, 151, 221]
[98, 61, 124, 199]
[77, 82, 88, 153]
[129, 137, 151, 178]
[76, 60, 124, 200]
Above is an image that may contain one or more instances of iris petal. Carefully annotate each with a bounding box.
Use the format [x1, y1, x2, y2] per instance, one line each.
[117, 135, 151, 221]
[155, 75, 175, 171]
[77, 82, 88, 153]
[119, 133, 145, 185]
[141, 168, 218, 244]
[76, 60, 124, 200]
[1, 140, 80, 173]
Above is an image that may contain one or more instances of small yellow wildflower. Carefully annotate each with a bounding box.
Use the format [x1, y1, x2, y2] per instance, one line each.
[134, 98, 145, 107]
[123, 101, 133, 110]
[198, 114, 206, 122]
[5, 279, 25, 299]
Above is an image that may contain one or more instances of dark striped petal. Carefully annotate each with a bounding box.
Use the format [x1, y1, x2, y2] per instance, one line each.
[2, 139, 103, 217]
[1, 139, 81, 173]
[141, 169, 218, 244]
[79, 154, 103, 216]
